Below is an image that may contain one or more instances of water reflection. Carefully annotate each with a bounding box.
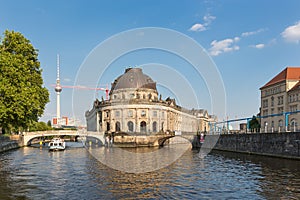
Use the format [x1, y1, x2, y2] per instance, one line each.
[0, 144, 299, 199]
[87, 144, 191, 173]
[210, 150, 300, 199]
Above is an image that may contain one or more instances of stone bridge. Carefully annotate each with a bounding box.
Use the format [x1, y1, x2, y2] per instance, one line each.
[20, 130, 203, 148]
[148, 132, 201, 148]
[168, 133, 202, 148]
[21, 130, 106, 146]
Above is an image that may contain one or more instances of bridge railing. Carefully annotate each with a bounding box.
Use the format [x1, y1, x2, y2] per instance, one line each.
[22, 130, 80, 135]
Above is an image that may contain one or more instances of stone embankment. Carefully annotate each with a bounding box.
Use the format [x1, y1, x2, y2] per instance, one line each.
[203, 132, 300, 160]
[0, 135, 22, 153]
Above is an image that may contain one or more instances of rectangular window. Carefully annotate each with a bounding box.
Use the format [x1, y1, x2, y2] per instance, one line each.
[262, 99, 268, 108]
[141, 110, 146, 117]
[153, 111, 157, 117]
[278, 96, 284, 105]
[115, 110, 120, 117]
[278, 107, 284, 114]
[290, 105, 297, 112]
[271, 98, 274, 107]
[263, 109, 268, 116]
[128, 110, 133, 117]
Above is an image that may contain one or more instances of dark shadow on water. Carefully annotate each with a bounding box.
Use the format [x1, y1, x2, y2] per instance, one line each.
[209, 149, 300, 171]
[206, 149, 300, 199]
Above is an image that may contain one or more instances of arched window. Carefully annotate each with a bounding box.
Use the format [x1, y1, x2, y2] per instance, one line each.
[127, 121, 134, 132]
[140, 121, 147, 132]
[291, 118, 297, 131]
[278, 120, 283, 127]
[115, 121, 121, 132]
[152, 121, 157, 132]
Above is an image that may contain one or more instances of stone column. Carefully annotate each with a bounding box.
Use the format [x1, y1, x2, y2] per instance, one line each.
[121, 108, 124, 132]
[147, 108, 152, 134]
[135, 108, 138, 132]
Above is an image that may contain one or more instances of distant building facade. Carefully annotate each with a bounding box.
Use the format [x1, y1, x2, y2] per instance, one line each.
[260, 67, 300, 132]
[85, 68, 216, 133]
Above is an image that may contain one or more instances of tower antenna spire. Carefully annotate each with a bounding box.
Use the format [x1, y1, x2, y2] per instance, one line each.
[55, 54, 62, 124]
[57, 54, 60, 80]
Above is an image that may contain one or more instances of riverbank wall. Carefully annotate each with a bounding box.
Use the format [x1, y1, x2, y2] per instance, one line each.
[203, 132, 300, 160]
[0, 135, 22, 153]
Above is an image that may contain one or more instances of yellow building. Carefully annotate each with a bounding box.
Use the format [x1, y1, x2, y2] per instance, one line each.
[86, 68, 216, 134]
[260, 67, 300, 132]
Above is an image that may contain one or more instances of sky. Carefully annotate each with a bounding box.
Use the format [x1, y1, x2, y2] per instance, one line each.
[1, 0, 300, 126]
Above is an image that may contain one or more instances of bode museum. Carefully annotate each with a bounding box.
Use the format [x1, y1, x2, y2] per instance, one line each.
[85, 68, 216, 134]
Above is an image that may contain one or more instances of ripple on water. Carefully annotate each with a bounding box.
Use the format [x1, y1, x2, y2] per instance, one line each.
[0, 144, 299, 199]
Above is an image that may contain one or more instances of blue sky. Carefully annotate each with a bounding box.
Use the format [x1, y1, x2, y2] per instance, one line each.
[1, 0, 300, 125]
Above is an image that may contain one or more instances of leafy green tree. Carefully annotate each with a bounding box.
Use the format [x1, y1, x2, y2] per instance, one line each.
[29, 121, 52, 132]
[47, 120, 52, 127]
[249, 116, 261, 132]
[0, 30, 49, 133]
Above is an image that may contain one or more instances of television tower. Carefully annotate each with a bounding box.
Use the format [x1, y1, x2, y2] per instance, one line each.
[55, 54, 62, 122]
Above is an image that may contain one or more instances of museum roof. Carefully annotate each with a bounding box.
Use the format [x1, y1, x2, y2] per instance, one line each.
[110, 68, 157, 93]
[260, 67, 300, 89]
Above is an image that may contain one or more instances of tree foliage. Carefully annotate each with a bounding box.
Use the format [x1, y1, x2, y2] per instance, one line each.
[249, 115, 261, 132]
[29, 121, 52, 132]
[0, 30, 49, 133]
[47, 120, 52, 127]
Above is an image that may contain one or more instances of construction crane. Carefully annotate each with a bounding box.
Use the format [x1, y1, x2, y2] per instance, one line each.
[50, 84, 110, 100]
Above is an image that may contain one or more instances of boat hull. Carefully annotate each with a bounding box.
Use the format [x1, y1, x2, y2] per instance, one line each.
[49, 146, 65, 151]
[48, 138, 66, 151]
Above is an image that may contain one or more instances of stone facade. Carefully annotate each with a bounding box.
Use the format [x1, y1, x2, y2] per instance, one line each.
[287, 82, 300, 131]
[260, 67, 300, 132]
[210, 132, 300, 159]
[86, 68, 216, 134]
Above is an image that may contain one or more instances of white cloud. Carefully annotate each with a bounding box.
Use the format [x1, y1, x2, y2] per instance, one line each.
[250, 43, 265, 49]
[203, 14, 216, 25]
[189, 13, 216, 32]
[281, 21, 300, 43]
[209, 37, 240, 56]
[242, 28, 265, 37]
[233, 37, 240, 42]
[255, 44, 265, 49]
[189, 23, 206, 32]
[63, 78, 72, 82]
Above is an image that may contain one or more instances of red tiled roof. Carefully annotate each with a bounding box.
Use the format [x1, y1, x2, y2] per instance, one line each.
[260, 67, 300, 90]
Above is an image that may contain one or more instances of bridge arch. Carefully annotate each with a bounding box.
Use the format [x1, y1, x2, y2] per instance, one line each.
[21, 130, 106, 147]
[159, 134, 202, 148]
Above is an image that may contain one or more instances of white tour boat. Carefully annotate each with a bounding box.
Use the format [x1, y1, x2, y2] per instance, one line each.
[48, 138, 66, 151]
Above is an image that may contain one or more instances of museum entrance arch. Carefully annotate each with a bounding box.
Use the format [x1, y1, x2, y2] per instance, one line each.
[140, 121, 147, 133]
[128, 121, 134, 132]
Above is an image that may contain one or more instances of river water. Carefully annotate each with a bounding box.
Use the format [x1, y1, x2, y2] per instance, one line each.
[0, 142, 299, 200]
